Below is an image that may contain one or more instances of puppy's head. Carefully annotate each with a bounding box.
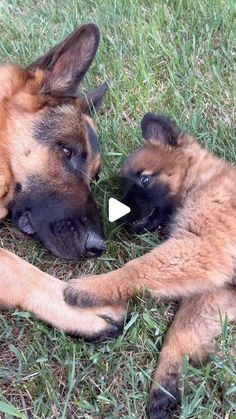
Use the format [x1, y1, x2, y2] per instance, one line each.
[121, 113, 193, 234]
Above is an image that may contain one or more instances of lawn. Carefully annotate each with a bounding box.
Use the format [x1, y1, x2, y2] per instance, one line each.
[0, 0, 235, 418]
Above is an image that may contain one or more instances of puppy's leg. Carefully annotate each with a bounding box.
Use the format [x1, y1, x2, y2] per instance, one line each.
[0, 249, 126, 340]
[147, 286, 236, 419]
[64, 236, 234, 307]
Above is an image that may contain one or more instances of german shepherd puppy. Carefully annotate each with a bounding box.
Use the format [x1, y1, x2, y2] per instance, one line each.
[64, 113, 236, 418]
[0, 24, 125, 340]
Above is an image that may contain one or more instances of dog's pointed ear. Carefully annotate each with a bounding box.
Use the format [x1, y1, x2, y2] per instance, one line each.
[80, 81, 109, 114]
[141, 113, 180, 146]
[28, 23, 100, 97]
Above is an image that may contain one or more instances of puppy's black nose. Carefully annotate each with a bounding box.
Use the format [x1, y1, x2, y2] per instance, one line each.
[85, 232, 106, 258]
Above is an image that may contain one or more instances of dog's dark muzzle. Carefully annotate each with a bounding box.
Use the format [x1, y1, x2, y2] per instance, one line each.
[11, 191, 106, 260]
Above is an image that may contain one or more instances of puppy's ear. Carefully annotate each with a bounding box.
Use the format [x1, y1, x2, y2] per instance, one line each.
[80, 81, 109, 114]
[28, 23, 100, 97]
[141, 113, 180, 146]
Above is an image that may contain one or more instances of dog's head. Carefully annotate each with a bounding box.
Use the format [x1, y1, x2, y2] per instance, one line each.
[121, 113, 194, 234]
[1, 24, 108, 259]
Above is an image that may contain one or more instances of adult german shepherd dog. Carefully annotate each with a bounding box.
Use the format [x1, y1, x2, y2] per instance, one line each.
[0, 24, 125, 340]
[65, 113, 236, 418]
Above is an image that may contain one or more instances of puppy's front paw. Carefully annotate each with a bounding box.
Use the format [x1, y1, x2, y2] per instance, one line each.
[64, 284, 99, 308]
[147, 385, 181, 419]
[64, 276, 109, 308]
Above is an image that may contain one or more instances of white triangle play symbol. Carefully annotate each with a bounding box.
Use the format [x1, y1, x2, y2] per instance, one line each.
[108, 198, 131, 222]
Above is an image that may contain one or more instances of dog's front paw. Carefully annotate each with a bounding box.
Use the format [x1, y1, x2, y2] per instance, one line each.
[64, 276, 110, 308]
[83, 304, 128, 343]
[147, 385, 181, 419]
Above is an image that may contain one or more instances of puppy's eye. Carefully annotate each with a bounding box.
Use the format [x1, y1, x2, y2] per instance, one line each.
[140, 174, 151, 186]
[62, 146, 73, 159]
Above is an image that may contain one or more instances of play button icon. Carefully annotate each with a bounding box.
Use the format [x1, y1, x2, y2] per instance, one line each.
[108, 198, 131, 222]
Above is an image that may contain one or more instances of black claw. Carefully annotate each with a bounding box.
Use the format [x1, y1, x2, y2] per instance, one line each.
[63, 286, 99, 308]
[99, 313, 125, 327]
[86, 324, 123, 343]
[67, 324, 122, 342]
[147, 385, 181, 419]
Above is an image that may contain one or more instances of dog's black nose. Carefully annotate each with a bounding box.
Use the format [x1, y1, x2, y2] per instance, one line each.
[85, 232, 106, 258]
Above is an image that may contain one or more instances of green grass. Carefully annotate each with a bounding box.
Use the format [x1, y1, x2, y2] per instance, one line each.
[0, 0, 236, 418]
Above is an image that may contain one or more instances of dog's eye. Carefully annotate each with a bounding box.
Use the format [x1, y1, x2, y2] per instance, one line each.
[140, 175, 151, 186]
[62, 146, 73, 159]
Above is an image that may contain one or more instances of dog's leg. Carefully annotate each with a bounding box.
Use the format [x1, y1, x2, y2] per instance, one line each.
[147, 286, 236, 419]
[64, 236, 234, 307]
[0, 156, 12, 199]
[0, 158, 11, 198]
[0, 249, 126, 340]
[0, 157, 12, 219]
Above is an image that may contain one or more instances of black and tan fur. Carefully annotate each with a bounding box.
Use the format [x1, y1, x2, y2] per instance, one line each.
[65, 113, 236, 418]
[0, 24, 125, 339]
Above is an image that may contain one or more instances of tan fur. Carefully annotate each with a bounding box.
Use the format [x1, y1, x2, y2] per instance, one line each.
[0, 248, 125, 335]
[0, 28, 126, 339]
[1, 67, 99, 191]
[0, 62, 101, 183]
[66, 134, 236, 303]
[149, 285, 236, 414]
[65, 127, 236, 416]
